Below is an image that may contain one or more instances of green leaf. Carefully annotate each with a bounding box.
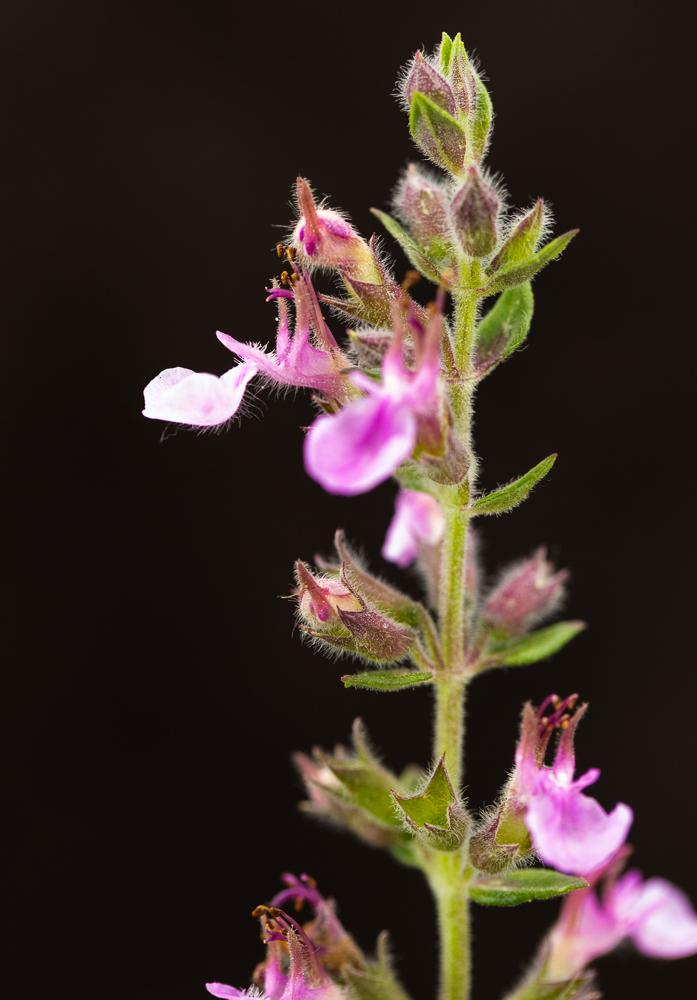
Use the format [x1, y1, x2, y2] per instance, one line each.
[471, 454, 557, 516]
[488, 621, 586, 667]
[469, 868, 588, 907]
[468, 69, 494, 161]
[474, 283, 534, 376]
[482, 230, 578, 295]
[341, 669, 433, 692]
[410, 92, 467, 175]
[370, 208, 443, 283]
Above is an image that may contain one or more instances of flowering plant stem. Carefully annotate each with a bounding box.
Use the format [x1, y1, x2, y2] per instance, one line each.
[426, 283, 480, 1000]
[144, 32, 697, 1000]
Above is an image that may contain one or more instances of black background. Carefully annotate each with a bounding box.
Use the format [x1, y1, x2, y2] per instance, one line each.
[6, 1, 695, 997]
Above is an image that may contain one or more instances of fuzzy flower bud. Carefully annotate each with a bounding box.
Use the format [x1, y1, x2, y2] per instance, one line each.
[483, 547, 568, 636]
[295, 561, 362, 627]
[293, 560, 416, 664]
[402, 51, 457, 114]
[293, 178, 381, 285]
[450, 166, 499, 257]
[392, 164, 453, 256]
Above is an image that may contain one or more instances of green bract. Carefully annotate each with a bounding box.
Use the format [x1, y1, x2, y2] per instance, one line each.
[469, 868, 589, 907]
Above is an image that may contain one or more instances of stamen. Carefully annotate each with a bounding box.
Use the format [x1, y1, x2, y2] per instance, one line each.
[276, 242, 285, 258]
[536, 693, 580, 733]
[401, 269, 421, 292]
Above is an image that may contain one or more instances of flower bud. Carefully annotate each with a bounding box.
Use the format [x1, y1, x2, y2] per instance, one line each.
[295, 720, 412, 854]
[409, 92, 468, 176]
[393, 164, 453, 257]
[402, 50, 456, 114]
[483, 547, 568, 636]
[293, 177, 382, 285]
[295, 560, 362, 627]
[440, 32, 477, 118]
[319, 235, 403, 328]
[294, 556, 416, 665]
[490, 198, 547, 273]
[450, 166, 499, 257]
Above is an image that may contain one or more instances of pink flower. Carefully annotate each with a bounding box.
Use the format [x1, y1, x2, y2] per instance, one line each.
[483, 547, 568, 636]
[505, 697, 633, 876]
[206, 876, 356, 1000]
[382, 489, 445, 567]
[142, 363, 257, 427]
[522, 700, 633, 875]
[217, 271, 351, 400]
[304, 304, 442, 495]
[546, 867, 697, 980]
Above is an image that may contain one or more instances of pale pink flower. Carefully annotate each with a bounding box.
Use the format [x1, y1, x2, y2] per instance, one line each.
[382, 489, 445, 567]
[142, 363, 257, 427]
[217, 271, 351, 400]
[545, 867, 697, 980]
[304, 306, 441, 495]
[507, 698, 633, 876]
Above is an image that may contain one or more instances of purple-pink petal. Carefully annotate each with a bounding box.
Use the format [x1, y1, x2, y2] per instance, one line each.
[217, 331, 341, 396]
[304, 395, 416, 495]
[527, 768, 633, 875]
[205, 983, 262, 999]
[382, 490, 445, 567]
[142, 363, 257, 427]
[612, 874, 697, 958]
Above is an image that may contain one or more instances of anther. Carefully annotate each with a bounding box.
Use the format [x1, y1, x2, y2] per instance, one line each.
[276, 242, 285, 258]
[286, 246, 296, 262]
[280, 270, 291, 287]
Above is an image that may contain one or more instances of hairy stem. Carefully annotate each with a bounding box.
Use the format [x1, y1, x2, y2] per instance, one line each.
[430, 853, 473, 1000]
[430, 280, 480, 1000]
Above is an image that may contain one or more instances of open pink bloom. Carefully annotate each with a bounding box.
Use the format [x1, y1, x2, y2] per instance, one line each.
[546, 867, 697, 979]
[510, 697, 633, 876]
[382, 489, 445, 567]
[304, 305, 442, 495]
[142, 362, 257, 427]
[206, 876, 354, 1000]
[217, 271, 351, 400]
